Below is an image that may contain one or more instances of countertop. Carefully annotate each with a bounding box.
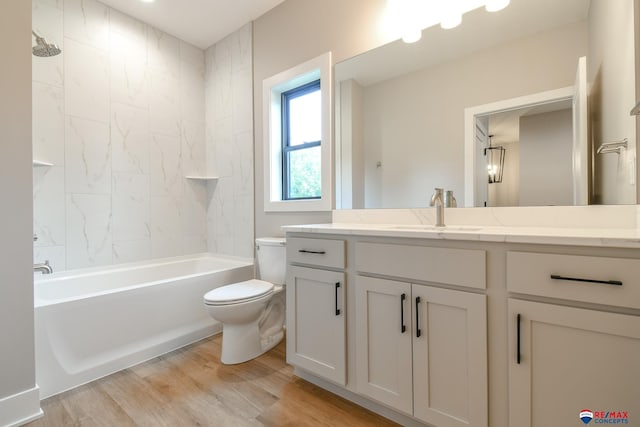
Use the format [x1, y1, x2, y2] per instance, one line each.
[281, 223, 640, 248]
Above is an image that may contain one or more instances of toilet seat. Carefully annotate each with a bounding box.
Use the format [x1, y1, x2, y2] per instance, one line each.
[204, 280, 274, 306]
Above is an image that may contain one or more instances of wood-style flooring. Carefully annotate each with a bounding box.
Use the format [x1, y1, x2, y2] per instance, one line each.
[27, 335, 399, 427]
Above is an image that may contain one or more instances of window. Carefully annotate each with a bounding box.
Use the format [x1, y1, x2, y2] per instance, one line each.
[263, 52, 332, 212]
[281, 79, 321, 200]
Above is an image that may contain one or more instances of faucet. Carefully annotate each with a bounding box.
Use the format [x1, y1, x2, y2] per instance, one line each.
[34, 260, 53, 275]
[430, 188, 445, 227]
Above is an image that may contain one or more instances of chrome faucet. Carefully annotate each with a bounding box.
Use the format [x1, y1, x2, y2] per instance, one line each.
[430, 188, 445, 227]
[34, 260, 53, 275]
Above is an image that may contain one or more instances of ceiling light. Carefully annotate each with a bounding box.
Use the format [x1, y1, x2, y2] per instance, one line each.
[139, 0, 155, 3]
[441, 13, 462, 29]
[485, 0, 510, 12]
[402, 29, 422, 43]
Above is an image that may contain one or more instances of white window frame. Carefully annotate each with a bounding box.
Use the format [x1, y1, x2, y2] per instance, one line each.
[262, 52, 333, 212]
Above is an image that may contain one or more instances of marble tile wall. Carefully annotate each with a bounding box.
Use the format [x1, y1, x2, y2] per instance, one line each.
[205, 24, 255, 259]
[32, 0, 208, 271]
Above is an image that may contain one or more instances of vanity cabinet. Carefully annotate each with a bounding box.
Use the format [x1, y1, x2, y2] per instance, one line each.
[507, 251, 640, 427]
[355, 242, 488, 427]
[356, 276, 487, 427]
[286, 238, 346, 385]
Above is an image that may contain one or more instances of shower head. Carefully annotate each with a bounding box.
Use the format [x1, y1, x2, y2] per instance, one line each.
[32, 31, 61, 57]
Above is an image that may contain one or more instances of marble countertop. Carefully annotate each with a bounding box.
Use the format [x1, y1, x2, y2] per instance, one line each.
[281, 223, 640, 248]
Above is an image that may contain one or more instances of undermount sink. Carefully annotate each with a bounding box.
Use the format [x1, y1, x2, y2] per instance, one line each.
[386, 225, 483, 232]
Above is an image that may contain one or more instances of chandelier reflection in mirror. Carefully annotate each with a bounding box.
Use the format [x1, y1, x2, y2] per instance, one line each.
[386, 0, 511, 44]
[486, 135, 505, 184]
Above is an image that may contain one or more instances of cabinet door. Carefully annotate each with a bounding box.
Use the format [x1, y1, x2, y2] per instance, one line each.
[412, 285, 487, 427]
[286, 266, 346, 385]
[355, 276, 413, 415]
[509, 299, 640, 427]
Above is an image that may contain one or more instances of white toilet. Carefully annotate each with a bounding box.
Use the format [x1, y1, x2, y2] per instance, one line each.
[204, 237, 286, 364]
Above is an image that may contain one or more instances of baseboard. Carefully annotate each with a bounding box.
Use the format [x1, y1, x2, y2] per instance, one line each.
[0, 386, 43, 427]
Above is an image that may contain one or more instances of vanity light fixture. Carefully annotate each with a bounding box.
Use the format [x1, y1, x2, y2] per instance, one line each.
[485, 135, 505, 184]
[402, 29, 422, 43]
[485, 0, 510, 12]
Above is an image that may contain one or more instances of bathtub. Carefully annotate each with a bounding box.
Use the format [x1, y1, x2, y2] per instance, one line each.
[34, 253, 254, 399]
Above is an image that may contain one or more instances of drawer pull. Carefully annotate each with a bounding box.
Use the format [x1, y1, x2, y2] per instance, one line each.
[516, 313, 521, 365]
[400, 293, 407, 334]
[415, 296, 422, 338]
[335, 282, 341, 316]
[298, 249, 326, 255]
[550, 274, 622, 287]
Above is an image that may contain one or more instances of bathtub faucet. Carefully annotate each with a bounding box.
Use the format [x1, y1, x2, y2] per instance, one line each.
[34, 260, 53, 275]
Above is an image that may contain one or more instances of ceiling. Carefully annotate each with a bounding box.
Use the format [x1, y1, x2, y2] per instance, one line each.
[99, 0, 285, 49]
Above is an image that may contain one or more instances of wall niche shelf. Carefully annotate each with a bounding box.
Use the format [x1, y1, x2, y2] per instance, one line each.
[33, 160, 54, 167]
[185, 175, 219, 181]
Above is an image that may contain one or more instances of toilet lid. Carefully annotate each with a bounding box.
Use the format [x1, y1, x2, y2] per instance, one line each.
[204, 279, 274, 305]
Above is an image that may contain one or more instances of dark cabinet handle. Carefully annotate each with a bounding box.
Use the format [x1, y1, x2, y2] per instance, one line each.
[550, 274, 622, 286]
[335, 282, 341, 316]
[415, 296, 421, 338]
[516, 313, 521, 365]
[298, 249, 326, 255]
[400, 293, 406, 334]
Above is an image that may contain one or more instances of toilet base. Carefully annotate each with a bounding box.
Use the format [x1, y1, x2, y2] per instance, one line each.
[220, 321, 283, 364]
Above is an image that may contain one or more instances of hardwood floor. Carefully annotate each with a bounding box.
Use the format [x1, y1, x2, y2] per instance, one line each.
[28, 335, 399, 427]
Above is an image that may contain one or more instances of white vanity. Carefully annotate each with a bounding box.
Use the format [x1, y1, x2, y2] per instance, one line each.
[283, 211, 640, 427]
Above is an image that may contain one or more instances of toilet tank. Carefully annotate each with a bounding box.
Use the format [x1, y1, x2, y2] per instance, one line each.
[256, 237, 286, 285]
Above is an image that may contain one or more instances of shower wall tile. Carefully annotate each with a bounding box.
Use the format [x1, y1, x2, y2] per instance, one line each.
[64, 38, 109, 122]
[148, 28, 180, 79]
[232, 130, 254, 196]
[112, 240, 151, 264]
[65, 116, 111, 194]
[32, 0, 64, 87]
[34, 245, 66, 273]
[33, 82, 65, 165]
[181, 120, 206, 176]
[149, 68, 181, 137]
[66, 193, 112, 269]
[183, 182, 207, 237]
[112, 173, 150, 241]
[110, 31, 149, 109]
[232, 66, 253, 134]
[183, 236, 207, 254]
[111, 103, 150, 174]
[150, 133, 183, 197]
[180, 44, 205, 123]
[63, 0, 109, 51]
[33, 166, 65, 247]
[206, 24, 254, 258]
[150, 196, 183, 258]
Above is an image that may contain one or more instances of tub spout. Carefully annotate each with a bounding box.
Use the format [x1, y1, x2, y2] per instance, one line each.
[34, 260, 53, 275]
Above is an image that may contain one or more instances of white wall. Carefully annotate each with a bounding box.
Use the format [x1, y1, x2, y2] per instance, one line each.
[253, 0, 394, 237]
[358, 21, 587, 208]
[519, 109, 574, 206]
[32, 0, 208, 271]
[589, 0, 637, 204]
[0, 0, 41, 425]
[338, 79, 365, 209]
[205, 24, 255, 258]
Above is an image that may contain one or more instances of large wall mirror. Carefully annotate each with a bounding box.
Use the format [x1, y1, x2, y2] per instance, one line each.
[335, 0, 637, 209]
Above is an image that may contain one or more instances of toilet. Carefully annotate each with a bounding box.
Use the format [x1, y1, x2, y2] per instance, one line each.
[204, 237, 286, 364]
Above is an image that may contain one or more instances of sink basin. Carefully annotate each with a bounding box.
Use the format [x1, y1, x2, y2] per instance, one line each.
[386, 225, 483, 232]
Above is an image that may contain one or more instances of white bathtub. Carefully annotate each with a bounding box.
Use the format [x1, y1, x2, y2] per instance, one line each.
[34, 253, 254, 399]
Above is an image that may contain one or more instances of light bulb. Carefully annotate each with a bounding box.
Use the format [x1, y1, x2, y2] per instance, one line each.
[402, 28, 422, 43]
[441, 13, 462, 29]
[485, 0, 510, 12]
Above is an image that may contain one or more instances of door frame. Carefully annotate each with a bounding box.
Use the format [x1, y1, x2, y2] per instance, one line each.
[463, 86, 574, 207]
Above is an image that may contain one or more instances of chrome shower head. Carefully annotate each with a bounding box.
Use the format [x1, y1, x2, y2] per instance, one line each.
[32, 31, 61, 57]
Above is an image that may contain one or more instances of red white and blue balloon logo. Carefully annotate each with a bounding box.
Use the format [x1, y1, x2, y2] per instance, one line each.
[580, 409, 594, 424]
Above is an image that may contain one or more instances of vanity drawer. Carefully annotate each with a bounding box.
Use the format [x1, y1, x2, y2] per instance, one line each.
[287, 237, 345, 269]
[507, 251, 640, 309]
[355, 242, 486, 289]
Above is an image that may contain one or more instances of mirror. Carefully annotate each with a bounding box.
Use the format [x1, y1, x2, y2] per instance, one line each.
[335, 0, 637, 208]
